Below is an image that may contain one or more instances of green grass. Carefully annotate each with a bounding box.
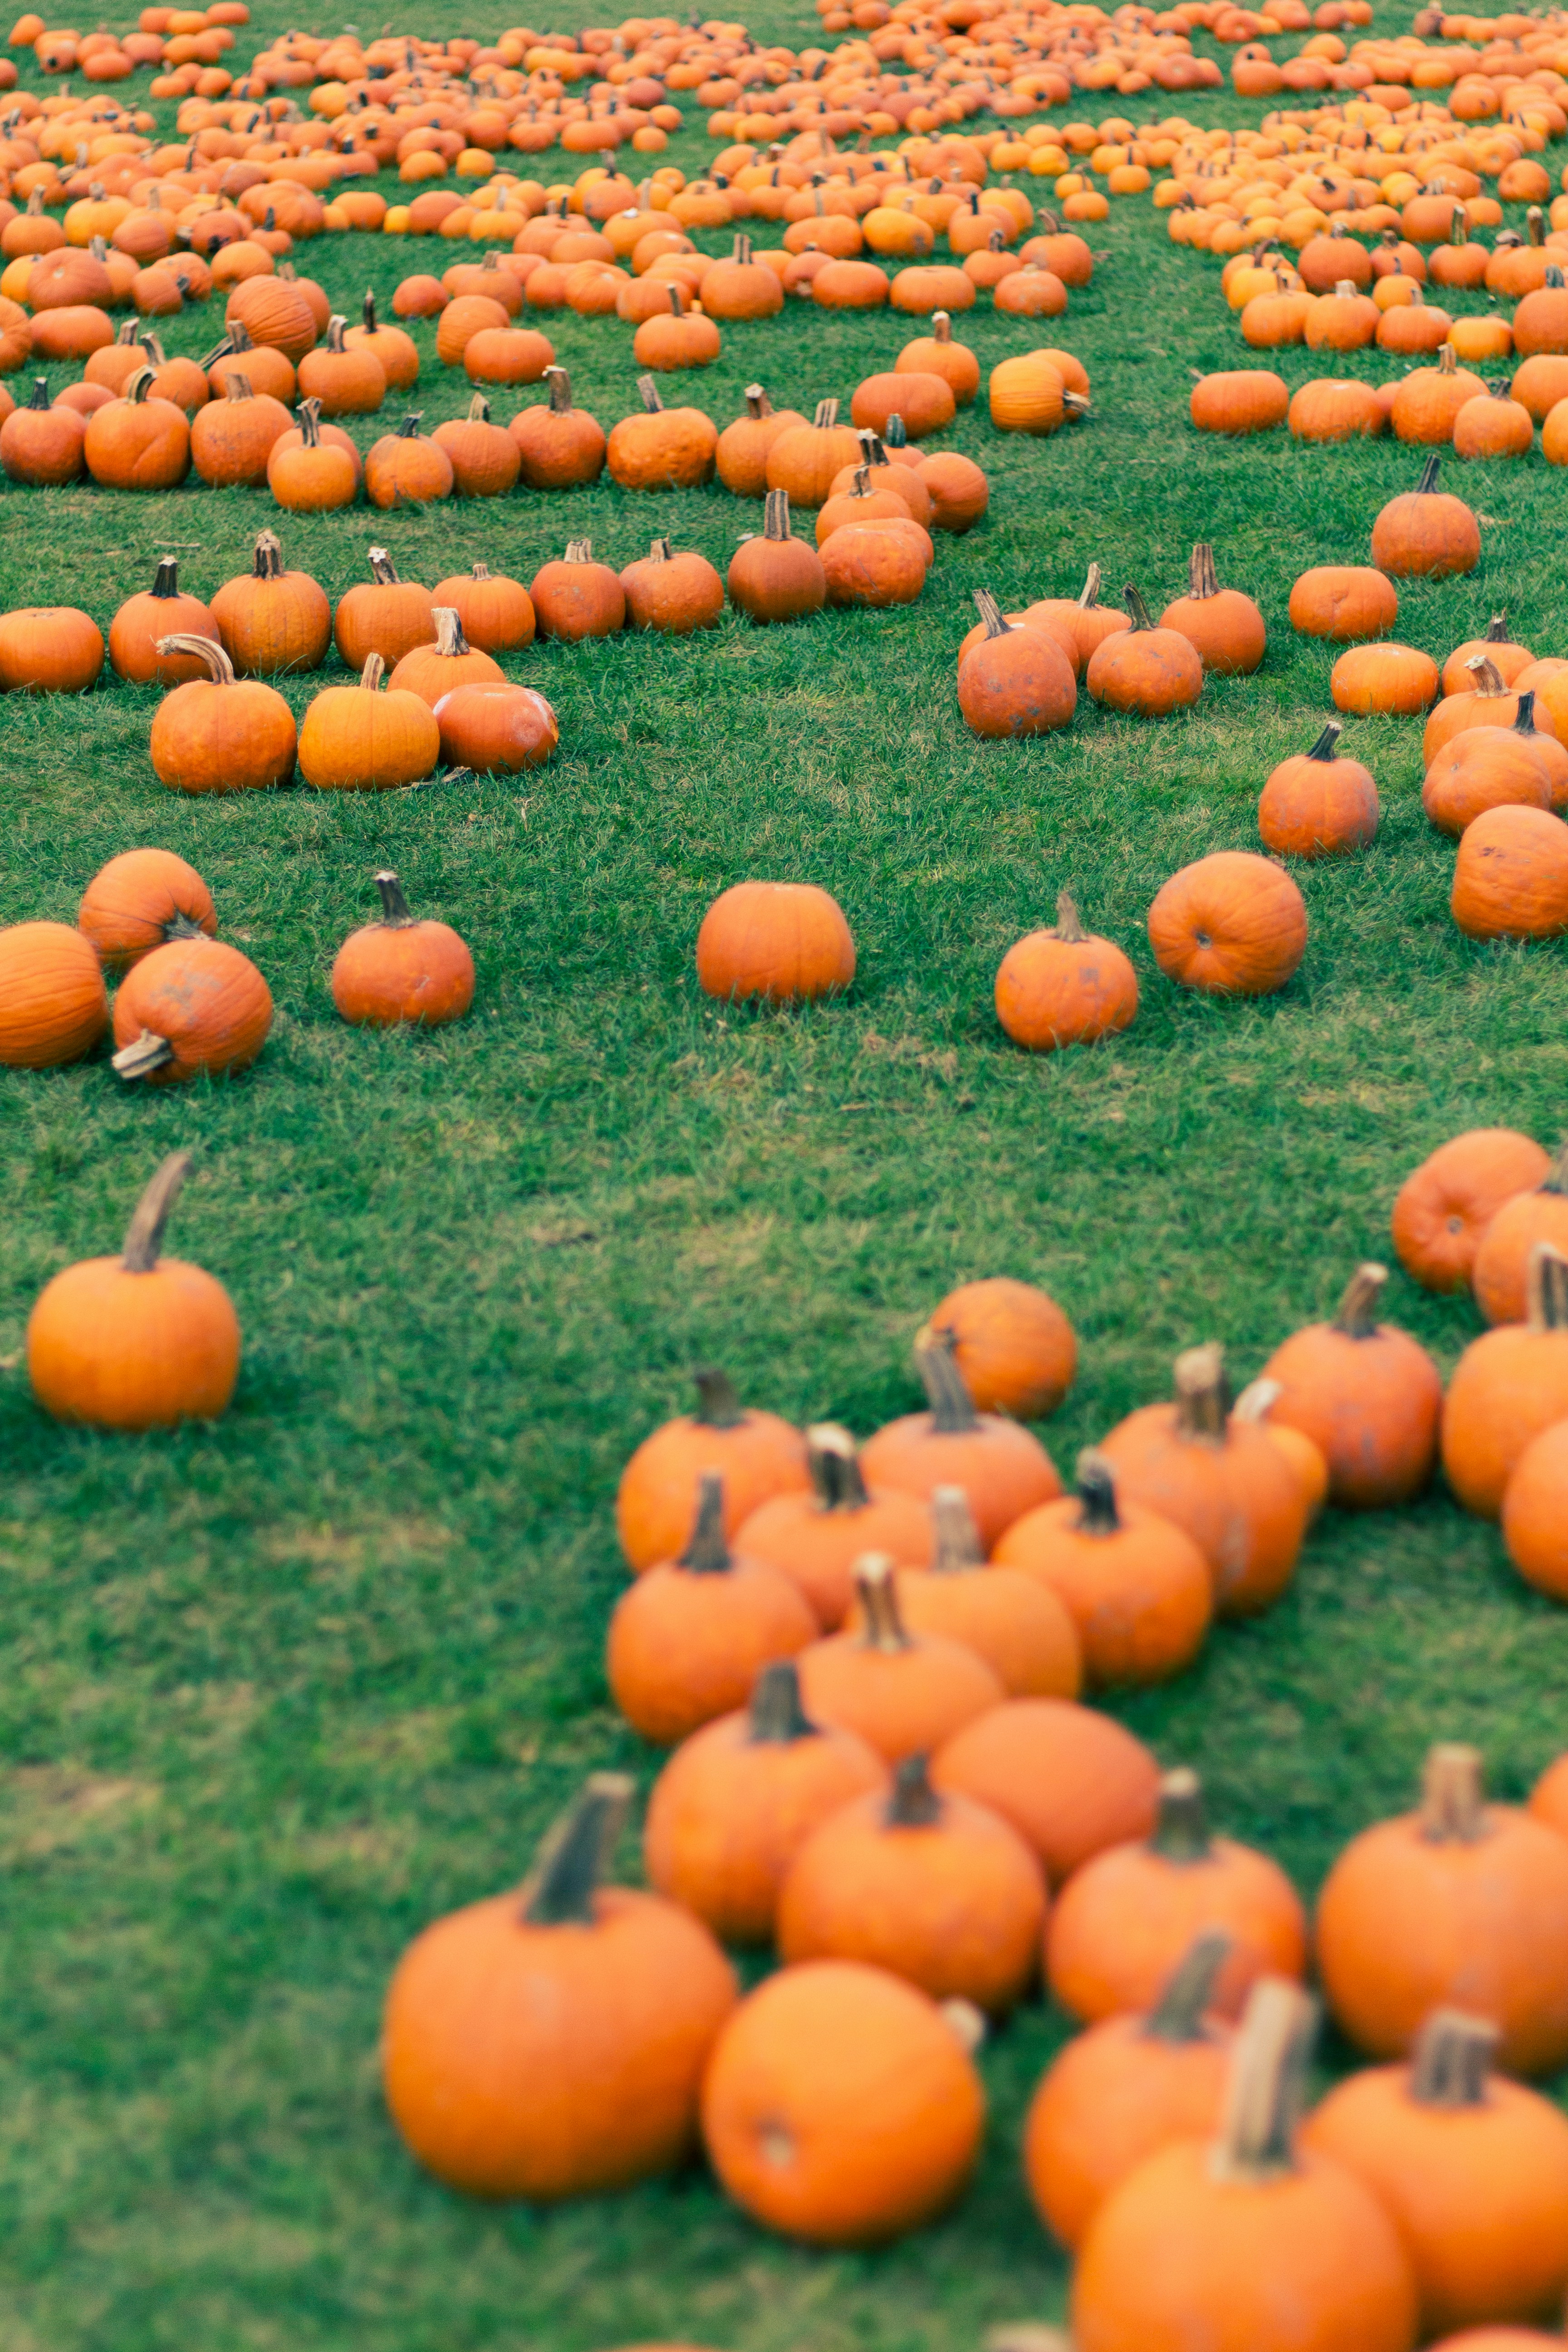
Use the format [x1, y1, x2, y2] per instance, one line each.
[4, 4, 1568, 2346]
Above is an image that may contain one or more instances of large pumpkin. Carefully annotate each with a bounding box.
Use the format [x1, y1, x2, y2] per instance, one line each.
[1147, 850, 1307, 996]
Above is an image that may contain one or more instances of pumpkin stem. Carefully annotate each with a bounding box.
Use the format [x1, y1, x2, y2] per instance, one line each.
[932, 309, 953, 343]
[691, 1366, 746, 1429]
[1409, 2009, 1498, 2107]
[667, 284, 685, 317]
[24, 376, 48, 412]
[913, 1326, 980, 1434]
[1332, 1262, 1387, 1338]
[1233, 1377, 1282, 1428]
[120, 1151, 191, 1274]
[1053, 889, 1088, 944]
[886, 1753, 943, 1828]
[762, 488, 793, 542]
[811, 397, 840, 427]
[374, 870, 413, 926]
[1484, 612, 1510, 642]
[1465, 654, 1507, 696]
[362, 289, 378, 329]
[1173, 1343, 1230, 1441]
[466, 392, 491, 422]
[564, 538, 593, 564]
[1512, 690, 1542, 740]
[853, 1554, 911, 1653]
[637, 372, 665, 413]
[1528, 1241, 1568, 1329]
[1421, 1743, 1487, 1843]
[520, 1771, 634, 1926]
[649, 535, 671, 561]
[154, 633, 235, 685]
[252, 529, 284, 580]
[1416, 453, 1442, 495]
[1529, 203, 1545, 247]
[743, 381, 773, 420]
[112, 1029, 176, 1083]
[358, 653, 386, 691]
[148, 556, 182, 599]
[1215, 1978, 1318, 2182]
[1145, 1930, 1231, 2044]
[431, 607, 472, 658]
[226, 372, 254, 403]
[972, 588, 1010, 641]
[397, 412, 423, 439]
[1187, 542, 1219, 600]
[805, 1422, 870, 1512]
[747, 1659, 817, 1744]
[1074, 1447, 1121, 1534]
[324, 312, 348, 351]
[544, 365, 573, 413]
[1151, 1766, 1211, 1862]
[116, 317, 141, 348]
[1304, 719, 1343, 762]
[124, 367, 156, 405]
[1437, 341, 1456, 376]
[884, 412, 907, 448]
[1122, 584, 1154, 632]
[678, 1471, 731, 1574]
[931, 1484, 982, 1573]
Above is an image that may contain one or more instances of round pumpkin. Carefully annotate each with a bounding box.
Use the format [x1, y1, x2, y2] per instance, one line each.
[330, 871, 473, 1029]
[0, 919, 108, 1068]
[695, 880, 854, 1006]
[1147, 850, 1307, 998]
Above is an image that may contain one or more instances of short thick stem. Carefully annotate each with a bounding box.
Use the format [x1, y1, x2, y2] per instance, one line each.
[748, 1659, 817, 1743]
[913, 1327, 980, 1433]
[930, 1484, 982, 1573]
[544, 365, 573, 413]
[1188, 542, 1218, 600]
[886, 1753, 942, 1827]
[972, 588, 1009, 641]
[1410, 2009, 1497, 2107]
[431, 607, 471, 658]
[1215, 1979, 1318, 2181]
[678, 1472, 732, 1574]
[521, 1773, 633, 1925]
[806, 1421, 869, 1511]
[1173, 1343, 1229, 1441]
[1332, 1263, 1386, 1338]
[853, 1554, 911, 1652]
[1421, 1744, 1487, 1842]
[763, 488, 792, 541]
[1305, 719, 1343, 762]
[112, 1029, 175, 1083]
[1074, 1447, 1120, 1533]
[1151, 1768, 1211, 1862]
[692, 1366, 745, 1429]
[374, 871, 412, 926]
[1528, 1243, 1568, 1331]
[1123, 584, 1153, 632]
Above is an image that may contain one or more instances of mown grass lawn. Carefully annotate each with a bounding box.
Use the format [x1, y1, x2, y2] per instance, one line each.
[3, 1, 1568, 2344]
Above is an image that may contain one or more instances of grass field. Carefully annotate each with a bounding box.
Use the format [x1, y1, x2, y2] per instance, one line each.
[4, 3, 1568, 2344]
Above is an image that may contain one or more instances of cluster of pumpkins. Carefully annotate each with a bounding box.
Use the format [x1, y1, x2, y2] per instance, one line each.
[6, 3, 249, 96]
[377, 1248, 1568, 2352]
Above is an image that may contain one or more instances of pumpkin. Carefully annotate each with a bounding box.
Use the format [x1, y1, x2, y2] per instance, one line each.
[606, 372, 717, 490]
[1532, 1752, 1568, 1842]
[1392, 1128, 1550, 1294]
[434, 291, 510, 368]
[896, 309, 980, 405]
[1232, 1380, 1330, 1521]
[734, 1423, 932, 1630]
[1516, 656, 1568, 740]
[429, 563, 534, 654]
[431, 393, 520, 497]
[1258, 1263, 1443, 1509]
[0, 605, 103, 694]
[1472, 1147, 1568, 1325]
[715, 382, 807, 497]
[1331, 641, 1441, 718]
[838, 431, 934, 528]
[509, 365, 606, 488]
[1099, 1343, 1309, 1616]
[845, 1484, 1079, 1700]
[364, 412, 452, 508]
[1023, 561, 1129, 668]
[957, 588, 1075, 738]
[297, 654, 440, 793]
[1304, 279, 1379, 351]
[1316, 1742, 1568, 2077]
[83, 364, 190, 489]
[860, 1328, 1061, 1549]
[1072, 1980, 1418, 2352]
[147, 635, 296, 796]
[384, 1773, 737, 2199]
[989, 350, 1087, 436]
[817, 466, 927, 550]
[330, 871, 472, 1029]
[207, 323, 296, 406]
[29, 307, 114, 366]
[1444, 1244, 1568, 1515]
[820, 514, 927, 608]
[795, 1555, 1003, 1765]
[1454, 381, 1534, 460]
[934, 1692, 1160, 1890]
[643, 1659, 886, 1944]
[1452, 804, 1568, 941]
[853, 368, 954, 442]
[1024, 1933, 1233, 2252]
[1442, 618, 1534, 701]
[1303, 2006, 1568, 2338]
[777, 1748, 1046, 2015]
[0, 374, 84, 482]
[1289, 563, 1399, 641]
[529, 538, 627, 642]
[1503, 1416, 1568, 1602]
[702, 234, 784, 322]
[333, 549, 435, 671]
[464, 325, 559, 387]
[225, 272, 316, 362]
[1259, 719, 1380, 856]
[1158, 543, 1266, 677]
[111, 931, 272, 1088]
[265, 397, 358, 512]
[925, 1275, 1075, 1422]
[386, 607, 503, 708]
[1513, 353, 1568, 421]
[186, 371, 290, 487]
[108, 556, 220, 685]
[77, 848, 216, 976]
[620, 537, 725, 635]
[1147, 849, 1307, 998]
[607, 1471, 817, 1746]
[616, 1366, 808, 1574]
[437, 675, 558, 772]
[211, 531, 329, 677]
[1389, 342, 1488, 442]
[632, 281, 721, 370]
[1425, 655, 1557, 764]
[1372, 452, 1481, 577]
[1424, 697, 1561, 834]
[993, 888, 1138, 1052]
[343, 290, 418, 390]
[701, 1959, 984, 2245]
[994, 1449, 1212, 1690]
[764, 396, 862, 507]
[917, 448, 990, 533]
[0, 920, 108, 1068]
[694, 878, 854, 1005]
[1189, 367, 1290, 433]
[1086, 586, 1203, 716]
[1289, 376, 1384, 442]
[728, 487, 827, 624]
[26, 1152, 240, 1428]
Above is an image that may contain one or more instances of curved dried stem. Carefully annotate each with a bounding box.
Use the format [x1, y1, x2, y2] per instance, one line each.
[121, 1152, 191, 1273]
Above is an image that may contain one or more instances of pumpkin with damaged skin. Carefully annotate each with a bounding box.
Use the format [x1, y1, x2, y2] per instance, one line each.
[1086, 585, 1202, 715]
[959, 589, 1075, 736]
[616, 1366, 808, 1574]
[1259, 1262, 1443, 1508]
[149, 635, 296, 795]
[995, 890, 1139, 1051]
[1147, 849, 1307, 997]
[1392, 1127, 1550, 1294]
[434, 681, 558, 777]
[1451, 804, 1568, 941]
[77, 848, 216, 973]
[608, 371, 717, 489]
[384, 1774, 738, 2200]
[695, 879, 854, 1006]
[860, 1328, 1061, 1549]
[0, 920, 108, 1069]
[110, 932, 271, 1090]
[26, 1152, 240, 1429]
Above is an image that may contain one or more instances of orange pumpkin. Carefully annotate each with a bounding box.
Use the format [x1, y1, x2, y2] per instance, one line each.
[333, 549, 434, 671]
[1503, 1418, 1568, 1603]
[383, 1774, 737, 2199]
[1289, 562, 1399, 641]
[111, 931, 272, 1088]
[727, 488, 826, 623]
[1333, 641, 1442, 717]
[1158, 542, 1266, 675]
[26, 1152, 240, 1429]
[0, 604, 103, 694]
[0, 374, 85, 482]
[994, 888, 1140, 1052]
[0, 919, 108, 1068]
[266, 395, 358, 511]
[926, 1275, 1075, 1421]
[1147, 849, 1308, 997]
[77, 848, 216, 973]
[715, 381, 807, 497]
[795, 1554, 1003, 1764]
[733, 1424, 931, 1630]
[1452, 803, 1568, 941]
[1472, 1145, 1568, 1324]
[108, 556, 219, 684]
[932, 1695, 1160, 1886]
[1259, 1262, 1443, 1508]
[148, 636, 296, 795]
[860, 1328, 1061, 1550]
[211, 531, 330, 677]
[433, 680, 558, 776]
[620, 536, 725, 635]
[330, 872, 472, 1028]
[386, 607, 502, 709]
[1259, 719, 1380, 856]
[607, 371, 717, 489]
[764, 395, 862, 506]
[695, 879, 854, 1005]
[364, 411, 453, 508]
[82, 364, 190, 488]
[508, 364, 605, 488]
[429, 562, 533, 653]
[1392, 1127, 1551, 1294]
[959, 588, 1076, 736]
[616, 1366, 808, 1574]
[1442, 1245, 1568, 1516]
[431, 392, 521, 495]
[1086, 585, 1203, 715]
[1371, 452, 1481, 576]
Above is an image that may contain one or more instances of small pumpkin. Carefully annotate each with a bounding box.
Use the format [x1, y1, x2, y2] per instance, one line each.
[383, 1774, 738, 2199]
[77, 849, 216, 973]
[764, 395, 862, 506]
[0, 920, 108, 1068]
[1332, 640, 1441, 717]
[926, 1274, 1075, 1421]
[508, 364, 606, 488]
[431, 392, 520, 496]
[190, 370, 291, 485]
[1316, 1742, 1568, 2076]
[1259, 718, 1380, 857]
[1085, 586, 1203, 716]
[0, 604, 103, 694]
[794, 1555, 1003, 1768]
[1452, 804, 1568, 941]
[529, 538, 626, 642]
[932, 1695, 1160, 1887]
[1444, 1243, 1568, 1515]
[1189, 367, 1289, 433]
[607, 371, 717, 490]
[108, 556, 220, 685]
[896, 309, 980, 404]
[148, 635, 296, 795]
[333, 548, 434, 671]
[632, 280, 721, 370]
[111, 931, 273, 1088]
[206, 322, 295, 405]
[210, 530, 330, 676]
[620, 536, 725, 635]
[83, 364, 190, 489]
[1159, 542, 1266, 675]
[1259, 1262, 1443, 1509]
[364, 411, 453, 508]
[607, 1471, 818, 1746]
[1472, 1144, 1568, 1325]
[297, 653, 440, 793]
[433, 681, 558, 776]
[1424, 694, 1560, 834]
[1425, 653, 1557, 765]
[386, 607, 503, 709]
[429, 562, 534, 654]
[846, 1484, 1080, 1700]
[860, 1328, 1061, 1550]
[701, 235, 784, 323]
[1147, 849, 1307, 997]
[727, 488, 827, 623]
[1392, 1127, 1551, 1294]
[0, 374, 84, 482]
[330, 871, 473, 1029]
[1454, 378, 1534, 460]
[26, 1152, 240, 1428]
[958, 588, 1076, 737]
[1047, 1767, 1307, 2025]
[343, 289, 419, 389]
[265, 396, 358, 512]
[1289, 562, 1399, 641]
[734, 1423, 932, 1630]
[1372, 451, 1481, 577]
[917, 447, 990, 533]
[990, 349, 1087, 435]
[617, 1365, 809, 1575]
[994, 888, 1139, 1052]
[715, 381, 806, 497]
[695, 879, 854, 1006]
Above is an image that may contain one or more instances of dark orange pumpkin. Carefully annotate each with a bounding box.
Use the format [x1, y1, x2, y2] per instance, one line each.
[958, 588, 1076, 736]
[333, 549, 434, 671]
[994, 889, 1139, 1052]
[1392, 1127, 1550, 1294]
[111, 932, 272, 1087]
[1372, 453, 1482, 576]
[1147, 850, 1308, 998]
[695, 879, 854, 1005]
[210, 530, 330, 677]
[148, 636, 296, 794]
[932, 1695, 1160, 1886]
[0, 919, 109, 1068]
[78, 848, 216, 974]
[508, 365, 606, 488]
[727, 488, 826, 623]
[617, 1367, 808, 1574]
[1259, 719, 1380, 857]
[859, 1328, 1061, 1549]
[620, 536, 725, 635]
[529, 538, 626, 641]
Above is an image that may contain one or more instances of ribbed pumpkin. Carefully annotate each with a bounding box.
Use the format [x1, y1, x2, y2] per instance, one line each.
[434, 681, 559, 776]
[0, 920, 108, 1068]
[429, 563, 534, 653]
[148, 637, 297, 795]
[1259, 1263, 1443, 1508]
[111, 932, 273, 1088]
[298, 657, 440, 792]
[1086, 587, 1203, 715]
[994, 888, 1138, 1052]
[83, 364, 190, 488]
[794, 1556, 1004, 1767]
[1452, 804, 1568, 941]
[1424, 696, 1560, 835]
[0, 375, 85, 483]
[926, 1274, 1075, 1421]
[1147, 850, 1308, 997]
[364, 412, 453, 508]
[386, 608, 503, 709]
[989, 350, 1087, 436]
[210, 531, 330, 677]
[296, 313, 384, 416]
[1316, 1743, 1568, 2077]
[642, 1660, 887, 1945]
[108, 556, 219, 684]
[616, 1367, 808, 1574]
[933, 1695, 1159, 1885]
[343, 290, 418, 389]
[734, 1423, 932, 1630]
[727, 489, 827, 623]
[1442, 1245, 1568, 1516]
[1504, 1419, 1568, 1602]
[0, 605, 103, 694]
[266, 395, 357, 511]
[1372, 453, 1481, 577]
[715, 382, 805, 496]
[1424, 654, 1556, 765]
[1289, 562, 1399, 641]
[621, 538, 725, 635]
[431, 393, 521, 496]
[78, 849, 216, 975]
[1392, 1127, 1550, 1294]
[225, 272, 316, 362]
[607, 372, 717, 489]
[695, 879, 855, 1006]
[1158, 544, 1266, 676]
[1332, 641, 1441, 717]
[333, 549, 434, 671]
[26, 1152, 240, 1429]
[508, 364, 605, 488]
[190, 372, 291, 485]
[1472, 1145, 1568, 1324]
[384, 1775, 737, 2200]
[330, 872, 473, 1029]
[529, 539, 626, 641]
[1259, 719, 1380, 856]
[764, 396, 862, 506]
[859, 1329, 1061, 1549]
